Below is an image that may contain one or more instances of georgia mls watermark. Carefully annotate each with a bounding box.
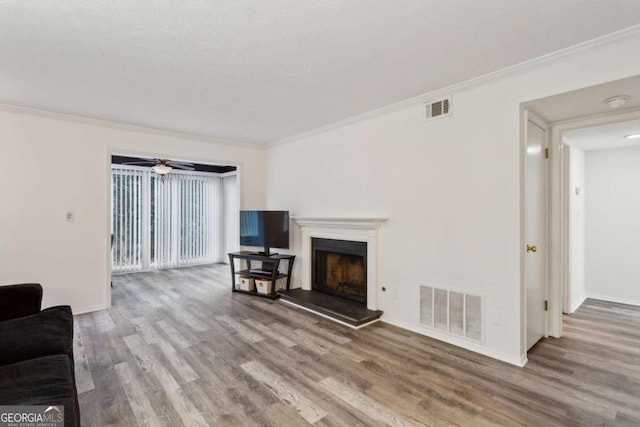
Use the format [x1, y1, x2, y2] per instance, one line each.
[0, 406, 64, 427]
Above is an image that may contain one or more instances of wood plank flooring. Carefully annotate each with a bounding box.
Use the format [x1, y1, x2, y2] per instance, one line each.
[75, 265, 640, 426]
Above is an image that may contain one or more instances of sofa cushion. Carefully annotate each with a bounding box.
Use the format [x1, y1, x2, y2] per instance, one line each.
[0, 306, 73, 367]
[0, 354, 79, 426]
[0, 283, 43, 321]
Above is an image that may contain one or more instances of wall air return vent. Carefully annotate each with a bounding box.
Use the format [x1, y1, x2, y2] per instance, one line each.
[424, 97, 451, 121]
[419, 284, 482, 342]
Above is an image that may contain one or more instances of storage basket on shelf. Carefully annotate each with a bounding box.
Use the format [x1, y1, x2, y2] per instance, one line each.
[236, 276, 255, 291]
[255, 278, 281, 294]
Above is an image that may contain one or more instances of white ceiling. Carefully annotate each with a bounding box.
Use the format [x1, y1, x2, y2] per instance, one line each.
[2, 1, 640, 144]
[565, 120, 640, 151]
[525, 74, 640, 124]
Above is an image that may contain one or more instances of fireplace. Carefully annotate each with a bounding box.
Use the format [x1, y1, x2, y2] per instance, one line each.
[312, 238, 367, 304]
[293, 216, 387, 311]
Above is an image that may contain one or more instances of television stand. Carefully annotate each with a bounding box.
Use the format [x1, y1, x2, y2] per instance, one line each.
[256, 251, 278, 257]
[228, 251, 295, 300]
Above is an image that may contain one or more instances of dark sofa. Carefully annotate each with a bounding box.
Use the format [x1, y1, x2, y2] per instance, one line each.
[0, 283, 80, 426]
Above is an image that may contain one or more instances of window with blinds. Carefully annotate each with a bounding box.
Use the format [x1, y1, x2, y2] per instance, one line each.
[111, 165, 237, 273]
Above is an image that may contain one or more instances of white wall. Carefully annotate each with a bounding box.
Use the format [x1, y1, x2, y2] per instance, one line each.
[568, 145, 586, 312]
[585, 145, 640, 305]
[266, 35, 640, 365]
[0, 106, 266, 313]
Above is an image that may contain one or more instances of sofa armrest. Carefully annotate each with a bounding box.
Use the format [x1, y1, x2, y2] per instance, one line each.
[0, 283, 43, 321]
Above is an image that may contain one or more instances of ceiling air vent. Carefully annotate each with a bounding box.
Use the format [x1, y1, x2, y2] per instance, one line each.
[425, 96, 451, 121]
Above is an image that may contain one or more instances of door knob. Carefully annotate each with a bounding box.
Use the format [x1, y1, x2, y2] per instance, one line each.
[527, 244, 537, 253]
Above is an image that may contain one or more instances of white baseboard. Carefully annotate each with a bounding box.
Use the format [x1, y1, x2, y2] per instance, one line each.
[380, 316, 525, 367]
[73, 305, 108, 315]
[570, 295, 587, 313]
[586, 294, 640, 307]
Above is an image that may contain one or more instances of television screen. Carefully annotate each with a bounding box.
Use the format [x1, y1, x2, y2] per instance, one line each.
[240, 211, 289, 251]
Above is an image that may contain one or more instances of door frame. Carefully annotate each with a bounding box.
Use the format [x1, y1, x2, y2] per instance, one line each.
[548, 108, 640, 337]
[521, 109, 550, 359]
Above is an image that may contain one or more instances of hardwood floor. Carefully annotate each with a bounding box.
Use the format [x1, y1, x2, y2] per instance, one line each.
[75, 265, 640, 426]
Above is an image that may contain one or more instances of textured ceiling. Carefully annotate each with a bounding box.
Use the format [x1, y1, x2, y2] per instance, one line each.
[2, 1, 640, 144]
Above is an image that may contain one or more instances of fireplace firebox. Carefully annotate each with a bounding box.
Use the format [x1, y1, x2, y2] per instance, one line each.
[312, 238, 367, 304]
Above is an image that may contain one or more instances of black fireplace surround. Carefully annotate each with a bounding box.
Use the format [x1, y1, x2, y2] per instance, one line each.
[312, 238, 367, 304]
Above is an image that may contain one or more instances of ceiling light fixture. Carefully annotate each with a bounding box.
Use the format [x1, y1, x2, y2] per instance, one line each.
[624, 134, 640, 139]
[604, 95, 630, 108]
[152, 163, 172, 175]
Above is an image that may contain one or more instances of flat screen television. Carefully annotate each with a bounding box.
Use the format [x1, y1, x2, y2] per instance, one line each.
[239, 210, 289, 256]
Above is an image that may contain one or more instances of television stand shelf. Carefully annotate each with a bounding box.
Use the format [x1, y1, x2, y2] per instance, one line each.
[228, 251, 295, 300]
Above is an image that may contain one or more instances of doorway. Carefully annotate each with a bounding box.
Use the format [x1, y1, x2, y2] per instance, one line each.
[562, 119, 640, 311]
[106, 152, 241, 306]
[523, 74, 640, 339]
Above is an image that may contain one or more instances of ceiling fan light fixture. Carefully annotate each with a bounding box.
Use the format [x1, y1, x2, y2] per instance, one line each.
[604, 95, 630, 109]
[152, 163, 172, 175]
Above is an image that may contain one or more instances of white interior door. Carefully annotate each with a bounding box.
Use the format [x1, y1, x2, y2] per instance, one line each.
[526, 119, 547, 350]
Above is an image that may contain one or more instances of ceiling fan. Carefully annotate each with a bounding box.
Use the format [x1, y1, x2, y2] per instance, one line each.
[122, 158, 195, 175]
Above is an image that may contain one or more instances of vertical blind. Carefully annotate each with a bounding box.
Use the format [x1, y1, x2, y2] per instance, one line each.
[112, 165, 237, 273]
[112, 169, 144, 272]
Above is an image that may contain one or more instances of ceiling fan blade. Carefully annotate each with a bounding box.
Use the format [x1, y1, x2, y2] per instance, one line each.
[122, 161, 154, 165]
[166, 160, 194, 166]
[170, 164, 195, 171]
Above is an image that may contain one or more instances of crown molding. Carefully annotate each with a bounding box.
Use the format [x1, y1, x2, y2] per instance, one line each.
[269, 24, 640, 148]
[0, 103, 266, 150]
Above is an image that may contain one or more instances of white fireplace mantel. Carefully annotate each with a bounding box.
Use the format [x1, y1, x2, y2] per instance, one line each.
[293, 217, 387, 230]
[293, 216, 387, 311]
